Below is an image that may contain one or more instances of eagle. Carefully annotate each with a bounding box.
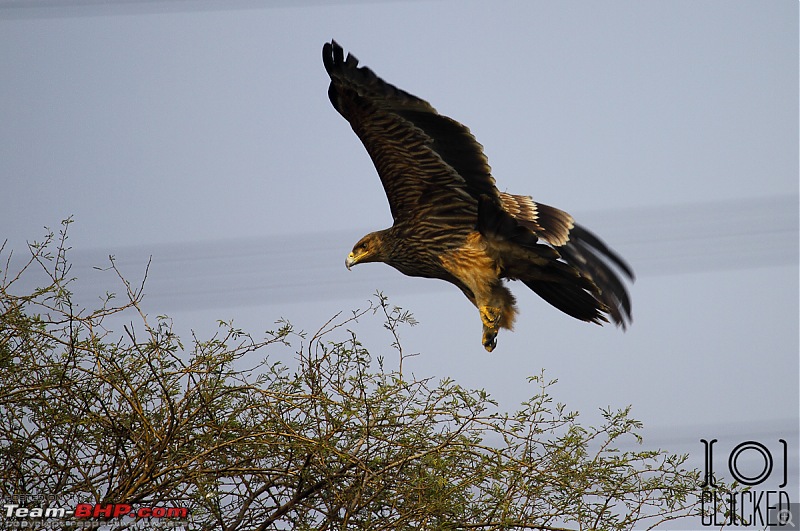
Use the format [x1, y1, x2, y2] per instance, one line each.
[323, 40, 633, 351]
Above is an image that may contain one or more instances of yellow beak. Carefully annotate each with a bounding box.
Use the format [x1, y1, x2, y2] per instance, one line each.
[345, 252, 357, 270]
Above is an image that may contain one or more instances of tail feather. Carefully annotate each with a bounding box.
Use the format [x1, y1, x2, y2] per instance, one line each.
[478, 195, 633, 328]
[523, 280, 609, 325]
[567, 224, 634, 279]
[557, 224, 633, 328]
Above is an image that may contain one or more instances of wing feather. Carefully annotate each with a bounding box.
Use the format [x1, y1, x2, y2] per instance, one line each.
[324, 40, 500, 224]
[499, 193, 574, 246]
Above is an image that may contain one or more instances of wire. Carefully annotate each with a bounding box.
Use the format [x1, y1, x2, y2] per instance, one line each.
[18, 193, 787, 312]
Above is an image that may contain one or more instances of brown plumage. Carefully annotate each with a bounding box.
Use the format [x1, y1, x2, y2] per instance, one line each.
[324, 40, 633, 351]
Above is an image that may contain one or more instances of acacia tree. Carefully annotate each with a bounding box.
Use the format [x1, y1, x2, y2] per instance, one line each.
[1, 221, 713, 530]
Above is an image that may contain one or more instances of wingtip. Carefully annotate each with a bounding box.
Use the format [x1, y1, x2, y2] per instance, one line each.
[323, 39, 359, 72]
[325, 39, 341, 53]
[322, 41, 333, 71]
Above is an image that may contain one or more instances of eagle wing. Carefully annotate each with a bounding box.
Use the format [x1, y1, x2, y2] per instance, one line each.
[323, 40, 500, 226]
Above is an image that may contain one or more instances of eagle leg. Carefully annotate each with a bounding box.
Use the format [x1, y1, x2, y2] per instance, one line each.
[479, 305, 501, 328]
[475, 282, 517, 352]
[479, 306, 502, 352]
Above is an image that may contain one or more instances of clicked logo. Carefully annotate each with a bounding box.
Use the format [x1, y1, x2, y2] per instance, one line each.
[700, 438, 792, 527]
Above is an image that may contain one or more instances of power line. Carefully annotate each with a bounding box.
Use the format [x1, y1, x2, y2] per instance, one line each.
[6, 194, 798, 312]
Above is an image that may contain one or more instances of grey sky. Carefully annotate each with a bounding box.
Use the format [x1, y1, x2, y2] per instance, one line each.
[1, 0, 798, 517]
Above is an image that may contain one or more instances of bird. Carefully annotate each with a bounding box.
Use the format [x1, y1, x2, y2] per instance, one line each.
[323, 40, 633, 352]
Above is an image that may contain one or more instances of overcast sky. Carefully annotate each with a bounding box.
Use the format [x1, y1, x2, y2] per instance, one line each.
[1, 0, 798, 518]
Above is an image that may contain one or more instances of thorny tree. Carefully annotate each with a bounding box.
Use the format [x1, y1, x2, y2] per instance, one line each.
[0, 221, 723, 530]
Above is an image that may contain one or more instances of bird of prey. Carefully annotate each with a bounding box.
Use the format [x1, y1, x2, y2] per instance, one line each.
[323, 40, 633, 352]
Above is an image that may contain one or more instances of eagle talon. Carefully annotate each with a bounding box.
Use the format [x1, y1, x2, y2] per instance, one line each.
[479, 306, 502, 328]
[480, 306, 502, 351]
[482, 326, 498, 352]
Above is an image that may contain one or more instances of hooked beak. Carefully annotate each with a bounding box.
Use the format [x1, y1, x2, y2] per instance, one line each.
[345, 252, 357, 270]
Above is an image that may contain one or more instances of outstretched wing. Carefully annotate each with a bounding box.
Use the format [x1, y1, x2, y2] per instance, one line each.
[499, 192, 634, 328]
[323, 40, 500, 225]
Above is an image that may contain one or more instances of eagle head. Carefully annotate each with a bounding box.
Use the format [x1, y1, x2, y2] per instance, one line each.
[345, 230, 389, 270]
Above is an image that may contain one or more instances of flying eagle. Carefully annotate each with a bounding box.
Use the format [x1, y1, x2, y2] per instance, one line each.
[323, 40, 633, 351]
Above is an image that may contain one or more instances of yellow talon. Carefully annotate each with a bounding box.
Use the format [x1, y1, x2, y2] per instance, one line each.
[479, 306, 501, 351]
[482, 325, 498, 352]
[479, 306, 501, 328]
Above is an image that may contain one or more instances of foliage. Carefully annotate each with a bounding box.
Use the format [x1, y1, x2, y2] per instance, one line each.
[0, 221, 709, 530]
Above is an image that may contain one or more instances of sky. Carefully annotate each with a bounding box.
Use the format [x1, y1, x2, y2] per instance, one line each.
[1, 0, 798, 522]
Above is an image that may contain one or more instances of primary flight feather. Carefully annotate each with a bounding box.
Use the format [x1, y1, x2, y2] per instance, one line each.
[323, 40, 633, 351]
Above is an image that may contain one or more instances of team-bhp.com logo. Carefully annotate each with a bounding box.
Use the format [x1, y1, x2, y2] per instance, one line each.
[3, 497, 189, 528]
[700, 438, 794, 527]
